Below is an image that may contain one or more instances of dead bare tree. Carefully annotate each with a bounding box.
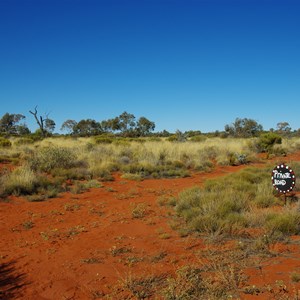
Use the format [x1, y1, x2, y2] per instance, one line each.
[29, 106, 47, 137]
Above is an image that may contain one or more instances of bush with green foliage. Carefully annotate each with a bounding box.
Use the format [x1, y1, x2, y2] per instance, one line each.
[225, 118, 263, 138]
[167, 135, 177, 142]
[29, 146, 77, 172]
[257, 132, 282, 153]
[265, 210, 300, 236]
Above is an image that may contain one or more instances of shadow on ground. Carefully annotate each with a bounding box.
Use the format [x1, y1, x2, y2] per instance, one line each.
[0, 260, 28, 299]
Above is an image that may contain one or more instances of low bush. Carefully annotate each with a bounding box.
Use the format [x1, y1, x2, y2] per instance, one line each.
[29, 146, 77, 172]
[0, 164, 71, 200]
[265, 209, 300, 236]
[167, 135, 177, 142]
[257, 132, 282, 153]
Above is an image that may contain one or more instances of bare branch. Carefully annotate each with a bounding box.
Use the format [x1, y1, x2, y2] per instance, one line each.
[29, 106, 46, 137]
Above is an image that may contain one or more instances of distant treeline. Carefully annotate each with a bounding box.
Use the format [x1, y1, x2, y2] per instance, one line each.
[0, 107, 300, 139]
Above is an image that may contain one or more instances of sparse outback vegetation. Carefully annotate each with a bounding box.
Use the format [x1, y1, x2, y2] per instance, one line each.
[1, 134, 300, 299]
[174, 165, 300, 239]
[1, 136, 300, 200]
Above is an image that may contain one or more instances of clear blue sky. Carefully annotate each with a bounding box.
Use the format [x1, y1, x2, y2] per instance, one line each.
[0, 0, 299, 133]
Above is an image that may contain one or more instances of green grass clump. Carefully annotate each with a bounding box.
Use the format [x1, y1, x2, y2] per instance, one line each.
[0, 166, 39, 196]
[0, 165, 65, 200]
[175, 166, 300, 238]
[265, 209, 300, 236]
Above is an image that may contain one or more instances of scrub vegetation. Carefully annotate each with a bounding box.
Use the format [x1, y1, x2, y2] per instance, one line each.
[2, 113, 300, 298]
[175, 165, 300, 239]
[1, 135, 300, 200]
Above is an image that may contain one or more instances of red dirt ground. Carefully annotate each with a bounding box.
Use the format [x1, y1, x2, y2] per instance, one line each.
[1, 153, 300, 299]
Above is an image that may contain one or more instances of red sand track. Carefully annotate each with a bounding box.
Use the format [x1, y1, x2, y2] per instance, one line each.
[1, 153, 300, 299]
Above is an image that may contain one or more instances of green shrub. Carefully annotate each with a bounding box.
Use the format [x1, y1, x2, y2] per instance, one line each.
[254, 181, 279, 207]
[257, 132, 282, 153]
[265, 211, 300, 235]
[29, 146, 77, 172]
[0, 137, 12, 148]
[167, 135, 177, 142]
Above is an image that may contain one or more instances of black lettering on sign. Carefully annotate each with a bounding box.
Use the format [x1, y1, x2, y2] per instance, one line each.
[272, 164, 296, 193]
